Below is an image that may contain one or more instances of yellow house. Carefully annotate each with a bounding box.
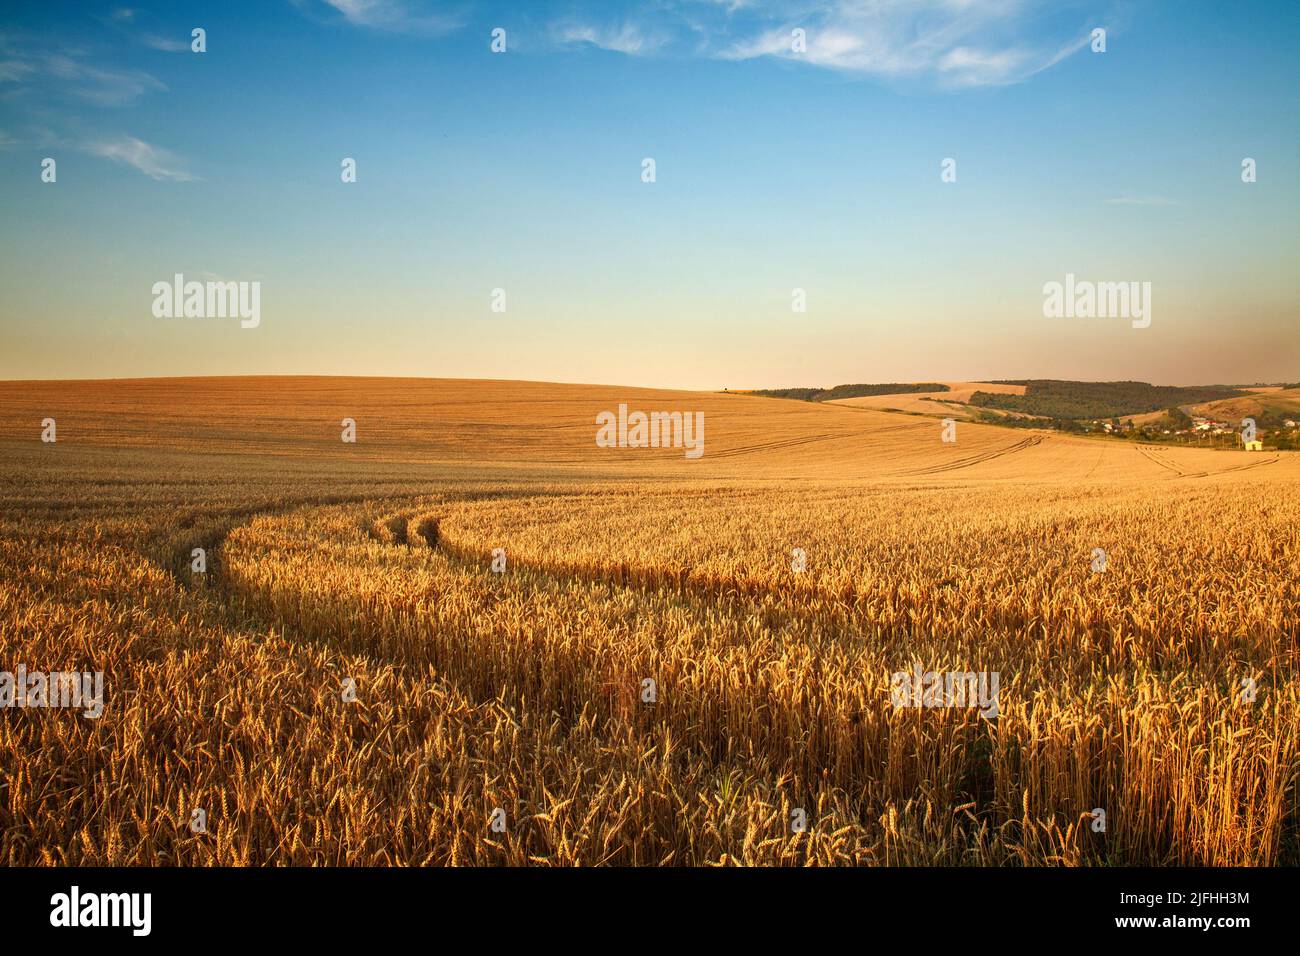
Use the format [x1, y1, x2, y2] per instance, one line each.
[1244, 439, 1263, 451]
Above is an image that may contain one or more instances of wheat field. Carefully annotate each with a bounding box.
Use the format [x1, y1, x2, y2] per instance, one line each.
[1, 377, 1296, 865]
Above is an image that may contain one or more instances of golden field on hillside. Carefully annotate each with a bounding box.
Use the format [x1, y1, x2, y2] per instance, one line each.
[827, 380, 1029, 420]
[1, 377, 1297, 865]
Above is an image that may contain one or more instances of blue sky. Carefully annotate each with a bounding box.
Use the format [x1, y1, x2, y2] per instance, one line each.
[1, 0, 1297, 387]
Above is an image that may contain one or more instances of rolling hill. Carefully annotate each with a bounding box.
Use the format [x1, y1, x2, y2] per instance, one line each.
[0, 376, 1293, 483]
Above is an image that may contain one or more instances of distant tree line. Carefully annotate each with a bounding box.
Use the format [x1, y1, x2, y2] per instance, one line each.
[969, 380, 1243, 420]
[750, 383, 950, 402]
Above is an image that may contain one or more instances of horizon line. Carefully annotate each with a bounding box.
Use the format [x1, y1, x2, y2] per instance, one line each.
[0, 373, 1294, 391]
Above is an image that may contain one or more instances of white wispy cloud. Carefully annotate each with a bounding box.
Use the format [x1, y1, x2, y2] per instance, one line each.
[301, 0, 465, 35]
[46, 53, 166, 104]
[559, 0, 1101, 89]
[141, 33, 192, 53]
[691, 0, 757, 14]
[937, 45, 1030, 85]
[95, 7, 195, 52]
[552, 21, 668, 56]
[0, 58, 37, 82]
[84, 135, 197, 181]
[0, 37, 166, 106]
[0, 124, 57, 152]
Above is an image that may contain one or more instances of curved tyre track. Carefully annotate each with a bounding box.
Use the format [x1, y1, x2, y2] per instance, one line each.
[904, 434, 1043, 476]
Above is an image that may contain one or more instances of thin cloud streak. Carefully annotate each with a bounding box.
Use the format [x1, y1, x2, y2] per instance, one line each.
[558, 0, 1101, 89]
[140, 34, 191, 53]
[84, 135, 198, 181]
[552, 21, 669, 56]
[0, 37, 167, 106]
[305, 0, 466, 35]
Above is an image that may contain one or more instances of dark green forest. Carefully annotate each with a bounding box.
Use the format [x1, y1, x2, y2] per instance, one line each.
[970, 381, 1243, 419]
[748, 383, 950, 402]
